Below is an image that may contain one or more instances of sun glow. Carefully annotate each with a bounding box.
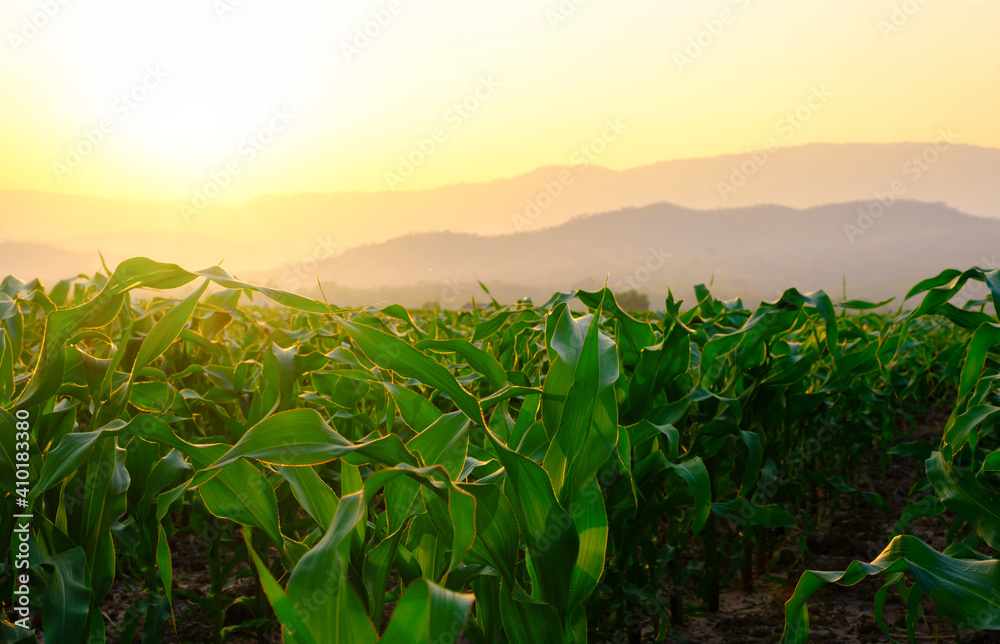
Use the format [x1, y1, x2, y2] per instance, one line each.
[0, 0, 997, 202]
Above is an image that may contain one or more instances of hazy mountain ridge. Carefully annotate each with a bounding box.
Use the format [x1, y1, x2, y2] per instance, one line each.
[3, 199, 997, 308]
[0, 240, 101, 284]
[248, 200, 1000, 308]
[1, 143, 997, 279]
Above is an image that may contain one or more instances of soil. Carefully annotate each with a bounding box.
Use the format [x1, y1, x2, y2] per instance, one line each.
[667, 405, 1000, 644]
[100, 530, 278, 644]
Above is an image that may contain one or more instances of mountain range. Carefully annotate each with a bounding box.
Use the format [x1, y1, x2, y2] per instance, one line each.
[1, 142, 997, 307]
[244, 200, 999, 308]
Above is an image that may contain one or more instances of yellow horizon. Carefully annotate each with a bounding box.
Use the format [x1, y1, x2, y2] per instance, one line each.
[1, 0, 997, 204]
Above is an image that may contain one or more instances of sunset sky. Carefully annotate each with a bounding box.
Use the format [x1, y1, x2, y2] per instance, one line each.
[1, 0, 997, 204]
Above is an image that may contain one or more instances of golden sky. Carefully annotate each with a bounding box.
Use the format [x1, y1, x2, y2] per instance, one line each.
[0, 0, 997, 203]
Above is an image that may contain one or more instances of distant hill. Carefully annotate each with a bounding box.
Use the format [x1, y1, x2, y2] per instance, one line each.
[0, 240, 101, 285]
[3, 200, 997, 310]
[251, 200, 1000, 308]
[1, 142, 997, 280]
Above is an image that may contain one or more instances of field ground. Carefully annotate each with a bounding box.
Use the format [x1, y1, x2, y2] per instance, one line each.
[672, 406, 1000, 644]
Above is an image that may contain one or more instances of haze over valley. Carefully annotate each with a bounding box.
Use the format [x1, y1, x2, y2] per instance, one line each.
[2, 142, 997, 308]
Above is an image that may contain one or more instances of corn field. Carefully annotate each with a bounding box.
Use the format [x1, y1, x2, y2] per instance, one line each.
[1, 258, 998, 643]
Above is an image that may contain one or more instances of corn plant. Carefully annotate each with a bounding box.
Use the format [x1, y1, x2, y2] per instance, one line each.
[782, 267, 1000, 643]
[0, 258, 995, 643]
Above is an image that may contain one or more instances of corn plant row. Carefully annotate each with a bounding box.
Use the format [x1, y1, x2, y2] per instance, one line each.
[0, 258, 996, 643]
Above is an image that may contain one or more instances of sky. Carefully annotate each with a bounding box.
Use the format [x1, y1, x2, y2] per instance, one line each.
[0, 0, 997, 203]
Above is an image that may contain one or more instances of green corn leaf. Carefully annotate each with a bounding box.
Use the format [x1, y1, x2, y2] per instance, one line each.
[193, 265, 335, 314]
[576, 287, 657, 365]
[246, 534, 320, 644]
[385, 382, 443, 432]
[380, 579, 475, 644]
[16, 258, 198, 408]
[665, 456, 712, 535]
[90, 532, 117, 610]
[624, 321, 690, 422]
[566, 478, 608, 617]
[957, 324, 1000, 404]
[128, 415, 285, 544]
[133, 280, 209, 373]
[40, 546, 91, 644]
[197, 454, 284, 546]
[407, 411, 470, 478]
[838, 297, 896, 310]
[541, 304, 619, 505]
[31, 424, 125, 498]
[460, 482, 520, 587]
[364, 465, 478, 576]
[782, 535, 1000, 643]
[276, 465, 340, 533]
[926, 452, 1000, 549]
[889, 268, 990, 368]
[138, 449, 192, 509]
[488, 430, 578, 623]
[285, 492, 378, 644]
[156, 523, 174, 612]
[194, 409, 417, 482]
[712, 497, 796, 529]
[982, 449, 1000, 473]
[72, 439, 130, 559]
[337, 317, 486, 427]
[0, 328, 13, 406]
[941, 405, 1000, 459]
[414, 338, 508, 391]
[362, 526, 405, 622]
[498, 582, 564, 644]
